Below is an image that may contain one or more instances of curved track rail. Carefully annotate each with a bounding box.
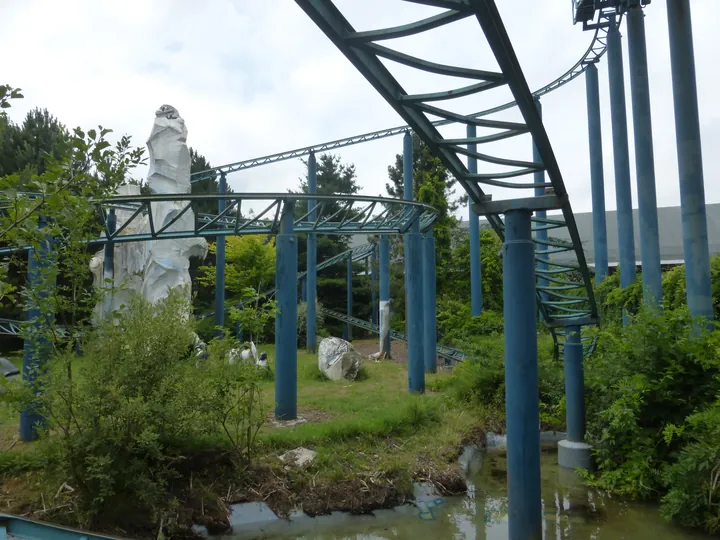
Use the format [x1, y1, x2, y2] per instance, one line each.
[294, 0, 599, 361]
[189, 18, 607, 183]
[0, 193, 436, 255]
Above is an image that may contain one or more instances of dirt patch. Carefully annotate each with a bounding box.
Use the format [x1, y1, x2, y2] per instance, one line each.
[265, 406, 333, 428]
[352, 339, 408, 364]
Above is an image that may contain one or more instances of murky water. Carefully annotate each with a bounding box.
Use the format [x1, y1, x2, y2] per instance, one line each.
[215, 450, 712, 539]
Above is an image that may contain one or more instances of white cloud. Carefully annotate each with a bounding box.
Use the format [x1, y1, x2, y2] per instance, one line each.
[1, 0, 718, 222]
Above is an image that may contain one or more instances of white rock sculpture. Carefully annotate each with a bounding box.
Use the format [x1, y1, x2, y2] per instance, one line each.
[142, 105, 207, 307]
[89, 105, 207, 320]
[318, 337, 362, 381]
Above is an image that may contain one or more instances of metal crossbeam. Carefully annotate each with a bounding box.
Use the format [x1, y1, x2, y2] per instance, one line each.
[0, 193, 437, 255]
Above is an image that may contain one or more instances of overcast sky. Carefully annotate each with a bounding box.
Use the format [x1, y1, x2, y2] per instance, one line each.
[2, 0, 719, 222]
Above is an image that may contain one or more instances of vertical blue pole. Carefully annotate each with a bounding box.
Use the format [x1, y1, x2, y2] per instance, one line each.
[404, 131, 424, 392]
[301, 277, 307, 303]
[467, 124, 483, 316]
[215, 172, 227, 337]
[667, 0, 713, 323]
[275, 200, 298, 420]
[563, 325, 585, 443]
[423, 230, 437, 374]
[379, 235, 391, 357]
[532, 99, 548, 303]
[503, 209, 541, 539]
[307, 153, 318, 352]
[20, 218, 55, 442]
[102, 209, 116, 318]
[370, 252, 378, 326]
[586, 63, 609, 283]
[346, 254, 353, 341]
[627, 7, 662, 307]
[607, 15, 637, 324]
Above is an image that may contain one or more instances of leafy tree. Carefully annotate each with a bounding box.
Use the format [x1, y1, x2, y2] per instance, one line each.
[386, 131, 464, 263]
[197, 235, 276, 300]
[190, 148, 223, 215]
[0, 84, 22, 109]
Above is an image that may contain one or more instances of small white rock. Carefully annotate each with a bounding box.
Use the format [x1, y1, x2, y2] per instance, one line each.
[279, 447, 317, 468]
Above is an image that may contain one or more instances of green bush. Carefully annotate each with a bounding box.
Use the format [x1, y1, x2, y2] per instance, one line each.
[297, 300, 325, 348]
[2, 290, 266, 529]
[583, 307, 720, 533]
[436, 299, 503, 344]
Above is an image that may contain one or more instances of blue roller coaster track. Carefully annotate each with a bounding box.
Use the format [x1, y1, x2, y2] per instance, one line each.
[0, 1, 609, 362]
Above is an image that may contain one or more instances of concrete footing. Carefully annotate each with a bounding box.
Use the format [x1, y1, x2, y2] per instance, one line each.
[558, 440, 592, 470]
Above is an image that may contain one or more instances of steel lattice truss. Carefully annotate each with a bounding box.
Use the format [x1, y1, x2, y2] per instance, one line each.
[294, 0, 599, 359]
[0, 193, 436, 255]
[189, 20, 607, 183]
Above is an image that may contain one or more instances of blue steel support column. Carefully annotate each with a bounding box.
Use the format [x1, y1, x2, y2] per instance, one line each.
[306, 153, 318, 352]
[346, 254, 353, 341]
[379, 235, 391, 357]
[19, 218, 55, 442]
[275, 200, 298, 420]
[370, 252, 378, 326]
[532, 100, 548, 301]
[102, 209, 117, 318]
[423, 230, 437, 374]
[586, 63, 609, 283]
[667, 0, 713, 323]
[467, 124, 483, 316]
[628, 7, 662, 307]
[215, 172, 227, 337]
[558, 324, 592, 470]
[607, 15, 637, 323]
[403, 131, 424, 392]
[502, 209, 541, 539]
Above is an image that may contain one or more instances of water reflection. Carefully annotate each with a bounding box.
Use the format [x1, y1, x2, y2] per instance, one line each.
[218, 450, 711, 540]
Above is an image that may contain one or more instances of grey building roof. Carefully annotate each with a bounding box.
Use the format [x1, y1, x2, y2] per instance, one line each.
[348, 203, 720, 267]
[462, 203, 720, 266]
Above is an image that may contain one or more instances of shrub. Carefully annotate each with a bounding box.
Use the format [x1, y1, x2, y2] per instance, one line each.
[297, 300, 325, 348]
[583, 306, 720, 532]
[2, 290, 266, 530]
[436, 299, 504, 344]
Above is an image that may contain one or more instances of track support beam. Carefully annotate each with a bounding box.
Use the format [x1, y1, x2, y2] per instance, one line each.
[20, 217, 55, 442]
[214, 172, 227, 337]
[307, 153, 318, 353]
[627, 6, 662, 307]
[423, 230, 437, 374]
[607, 15, 636, 324]
[585, 63, 608, 283]
[275, 201, 298, 420]
[467, 124, 483, 317]
[666, 0, 713, 324]
[503, 209, 541, 539]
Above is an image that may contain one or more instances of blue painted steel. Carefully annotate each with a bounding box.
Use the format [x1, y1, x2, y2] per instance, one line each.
[533, 99, 548, 302]
[403, 131, 424, 391]
[667, 0, 713, 323]
[275, 201, 298, 420]
[406, 230, 424, 392]
[0, 513, 116, 540]
[423, 230, 437, 374]
[627, 7, 662, 307]
[19, 218, 54, 442]
[215, 172, 227, 337]
[346, 254, 353, 341]
[379, 235, 391, 356]
[503, 209, 541, 539]
[189, 23, 610, 184]
[370, 252, 378, 326]
[607, 15, 636, 323]
[467, 123, 482, 316]
[102, 209, 116, 317]
[306, 153, 318, 352]
[585, 63, 609, 283]
[564, 324, 585, 443]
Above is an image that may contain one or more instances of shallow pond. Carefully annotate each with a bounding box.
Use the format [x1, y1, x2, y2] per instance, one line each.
[214, 449, 712, 539]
